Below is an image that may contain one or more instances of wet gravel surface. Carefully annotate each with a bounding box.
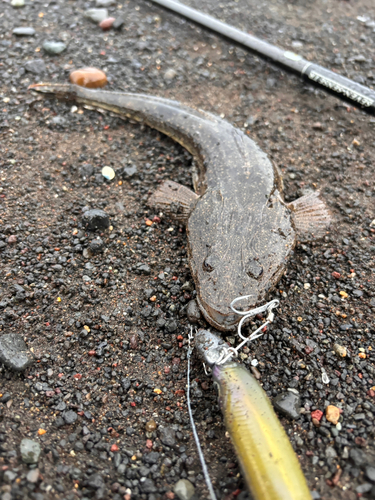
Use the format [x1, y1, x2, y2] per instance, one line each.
[1, 0, 375, 499]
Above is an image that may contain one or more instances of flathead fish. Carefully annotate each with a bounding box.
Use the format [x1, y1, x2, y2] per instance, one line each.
[29, 83, 330, 331]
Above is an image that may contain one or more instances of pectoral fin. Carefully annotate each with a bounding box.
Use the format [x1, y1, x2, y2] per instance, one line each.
[287, 191, 331, 239]
[148, 180, 199, 223]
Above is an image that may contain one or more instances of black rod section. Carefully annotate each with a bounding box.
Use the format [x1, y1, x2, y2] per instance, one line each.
[148, 0, 375, 111]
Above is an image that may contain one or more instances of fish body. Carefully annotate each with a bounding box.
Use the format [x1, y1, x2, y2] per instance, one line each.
[29, 83, 329, 331]
[195, 329, 312, 500]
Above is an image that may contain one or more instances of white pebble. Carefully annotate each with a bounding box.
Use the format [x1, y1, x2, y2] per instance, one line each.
[11, 0, 25, 7]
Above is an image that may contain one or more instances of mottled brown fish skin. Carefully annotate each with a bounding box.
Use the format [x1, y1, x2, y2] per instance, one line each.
[29, 83, 295, 331]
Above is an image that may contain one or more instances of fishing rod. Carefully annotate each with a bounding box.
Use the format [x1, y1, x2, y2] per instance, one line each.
[148, 0, 375, 112]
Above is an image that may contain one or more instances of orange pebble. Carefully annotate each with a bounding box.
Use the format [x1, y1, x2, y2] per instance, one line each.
[69, 67, 107, 89]
[38, 428, 47, 435]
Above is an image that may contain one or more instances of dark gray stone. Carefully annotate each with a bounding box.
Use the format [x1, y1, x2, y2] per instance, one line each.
[273, 390, 301, 420]
[165, 320, 178, 333]
[113, 15, 125, 30]
[365, 466, 375, 482]
[121, 164, 138, 178]
[24, 59, 46, 74]
[143, 451, 160, 464]
[140, 478, 157, 493]
[355, 483, 372, 494]
[89, 237, 105, 254]
[159, 426, 176, 447]
[137, 263, 151, 275]
[186, 300, 201, 323]
[0, 333, 34, 371]
[63, 410, 78, 425]
[86, 473, 104, 489]
[82, 209, 110, 231]
[350, 448, 367, 467]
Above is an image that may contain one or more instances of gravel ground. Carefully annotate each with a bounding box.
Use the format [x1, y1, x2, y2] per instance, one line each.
[0, 0, 375, 499]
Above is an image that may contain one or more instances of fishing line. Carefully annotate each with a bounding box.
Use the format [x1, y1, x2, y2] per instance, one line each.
[187, 328, 218, 500]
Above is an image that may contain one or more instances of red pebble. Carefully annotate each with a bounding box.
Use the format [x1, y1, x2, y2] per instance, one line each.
[130, 402, 136, 407]
[367, 389, 375, 398]
[355, 436, 367, 447]
[45, 391, 55, 397]
[311, 409, 323, 422]
[110, 444, 119, 452]
[332, 271, 341, 279]
[88, 350, 96, 356]
[175, 389, 185, 396]
[165, 492, 175, 500]
[164, 366, 170, 374]
[153, 216, 161, 223]
[73, 373, 82, 380]
[146, 439, 153, 449]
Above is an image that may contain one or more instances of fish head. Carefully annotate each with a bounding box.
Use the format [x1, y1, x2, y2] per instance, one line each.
[188, 190, 296, 331]
[28, 83, 78, 100]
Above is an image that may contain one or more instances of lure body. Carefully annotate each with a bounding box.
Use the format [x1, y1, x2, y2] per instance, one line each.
[195, 329, 312, 500]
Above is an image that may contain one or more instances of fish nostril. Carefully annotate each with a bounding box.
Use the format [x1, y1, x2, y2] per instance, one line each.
[203, 259, 214, 272]
[203, 255, 215, 272]
[246, 259, 263, 279]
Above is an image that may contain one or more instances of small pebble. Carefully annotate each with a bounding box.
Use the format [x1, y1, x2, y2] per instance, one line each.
[20, 439, 41, 464]
[145, 420, 157, 432]
[186, 300, 201, 323]
[326, 405, 340, 425]
[69, 67, 107, 88]
[89, 237, 105, 255]
[11, 0, 25, 7]
[112, 15, 125, 30]
[13, 27, 35, 36]
[24, 59, 46, 75]
[43, 40, 67, 55]
[164, 69, 178, 81]
[173, 479, 195, 500]
[0, 333, 34, 371]
[333, 343, 347, 357]
[84, 8, 109, 24]
[82, 208, 110, 231]
[102, 166, 115, 180]
[96, 0, 116, 5]
[99, 17, 116, 30]
[26, 469, 39, 483]
[273, 390, 301, 420]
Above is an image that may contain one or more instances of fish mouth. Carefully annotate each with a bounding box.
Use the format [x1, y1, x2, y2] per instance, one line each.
[196, 296, 239, 331]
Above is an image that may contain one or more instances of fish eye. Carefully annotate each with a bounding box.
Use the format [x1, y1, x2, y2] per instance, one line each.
[246, 259, 263, 279]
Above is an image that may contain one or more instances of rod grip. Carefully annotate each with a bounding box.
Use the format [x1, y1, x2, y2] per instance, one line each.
[303, 63, 375, 109]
